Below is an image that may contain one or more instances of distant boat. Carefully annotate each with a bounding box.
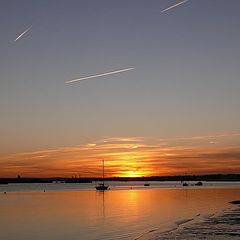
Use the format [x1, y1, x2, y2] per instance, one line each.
[183, 182, 189, 187]
[144, 183, 150, 186]
[195, 181, 203, 186]
[96, 183, 109, 191]
[96, 160, 109, 191]
[52, 180, 65, 184]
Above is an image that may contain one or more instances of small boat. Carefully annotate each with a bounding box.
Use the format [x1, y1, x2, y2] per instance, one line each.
[182, 182, 189, 187]
[144, 183, 150, 186]
[52, 180, 65, 184]
[195, 181, 203, 186]
[96, 183, 109, 191]
[96, 159, 109, 191]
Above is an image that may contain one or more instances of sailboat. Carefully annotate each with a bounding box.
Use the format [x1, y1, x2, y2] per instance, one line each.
[96, 159, 109, 191]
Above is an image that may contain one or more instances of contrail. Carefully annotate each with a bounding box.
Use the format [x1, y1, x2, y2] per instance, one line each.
[161, 0, 189, 13]
[14, 26, 31, 42]
[65, 67, 134, 84]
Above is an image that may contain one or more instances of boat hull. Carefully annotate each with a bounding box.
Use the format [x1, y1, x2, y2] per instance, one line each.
[96, 185, 109, 191]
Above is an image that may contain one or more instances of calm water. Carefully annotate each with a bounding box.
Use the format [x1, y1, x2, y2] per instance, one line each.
[0, 182, 240, 240]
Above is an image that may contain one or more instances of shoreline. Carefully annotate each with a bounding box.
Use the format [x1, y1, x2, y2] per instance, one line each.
[139, 204, 240, 240]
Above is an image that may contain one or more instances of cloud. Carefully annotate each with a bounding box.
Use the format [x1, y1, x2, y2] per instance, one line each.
[159, 132, 240, 142]
[0, 134, 239, 177]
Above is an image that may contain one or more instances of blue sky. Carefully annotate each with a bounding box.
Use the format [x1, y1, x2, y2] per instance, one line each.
[0, 1, 240, 176]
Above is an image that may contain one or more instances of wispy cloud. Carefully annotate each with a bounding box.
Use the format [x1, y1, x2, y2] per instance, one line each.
[159, 132, 240, 142]
[0, 133, 239, 177]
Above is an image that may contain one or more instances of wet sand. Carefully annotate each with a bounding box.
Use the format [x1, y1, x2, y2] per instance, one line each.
[152, 205, 240, 240]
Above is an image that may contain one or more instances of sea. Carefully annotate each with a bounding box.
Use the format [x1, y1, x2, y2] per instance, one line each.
[0, 181, 240, 240]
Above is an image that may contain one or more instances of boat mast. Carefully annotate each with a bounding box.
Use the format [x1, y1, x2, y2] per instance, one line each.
[102, 159, 105, 186]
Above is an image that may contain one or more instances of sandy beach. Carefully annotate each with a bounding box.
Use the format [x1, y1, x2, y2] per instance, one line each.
[149, 205, 240, 240]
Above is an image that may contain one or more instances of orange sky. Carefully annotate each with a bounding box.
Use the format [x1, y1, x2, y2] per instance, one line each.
[0, 134, 240, 178]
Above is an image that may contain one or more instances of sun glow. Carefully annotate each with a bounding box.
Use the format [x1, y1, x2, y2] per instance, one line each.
[1, 135, 240, 178]
[118, 170, 145, 178]
[107, 151, 151, 177]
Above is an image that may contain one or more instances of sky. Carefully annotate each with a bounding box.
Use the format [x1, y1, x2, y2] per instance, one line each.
[0, 0, 240, 177]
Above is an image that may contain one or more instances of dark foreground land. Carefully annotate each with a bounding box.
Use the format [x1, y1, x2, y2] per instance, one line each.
[1, 174, 240, 184]
[155, 205, 240, 240]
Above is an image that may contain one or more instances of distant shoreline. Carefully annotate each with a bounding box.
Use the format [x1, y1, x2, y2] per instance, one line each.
[1, 174, 240, 184]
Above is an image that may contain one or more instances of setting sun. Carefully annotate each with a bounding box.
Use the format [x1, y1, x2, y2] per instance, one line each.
[118, 170, 144, 178]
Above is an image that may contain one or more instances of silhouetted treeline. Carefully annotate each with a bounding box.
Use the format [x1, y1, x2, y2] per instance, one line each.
[101, 174, 240, 182]
[0, 177, 92, 184]
[0, 174, 240, 184]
